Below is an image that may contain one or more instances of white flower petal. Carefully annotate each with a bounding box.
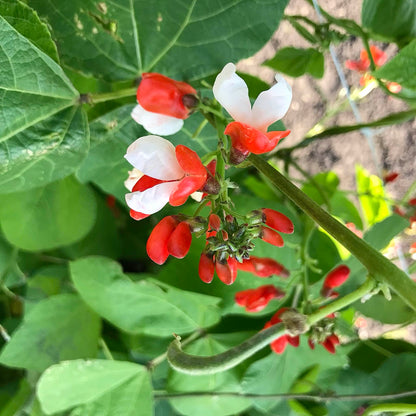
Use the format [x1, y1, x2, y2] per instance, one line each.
[190, 191, 204, 202]
[250, 74, 292, 131]
[125, 135, 184, 181]
[213, 63, 252, 123]
[125, 181, 178, 215]
[124, 168, 144, 191]
[131, 104, 184, 136]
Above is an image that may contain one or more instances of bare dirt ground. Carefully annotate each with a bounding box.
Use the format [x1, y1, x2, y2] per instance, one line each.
[238, 0, 416, 343]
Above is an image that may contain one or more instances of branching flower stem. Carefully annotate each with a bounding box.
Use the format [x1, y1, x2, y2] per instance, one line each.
[249, 154, 416, 311]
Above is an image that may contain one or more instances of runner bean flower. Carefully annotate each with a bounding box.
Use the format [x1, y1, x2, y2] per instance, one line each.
[213, 63, 292, 163]
[132, 73, 197, 135]
[125, 135, 207, 219]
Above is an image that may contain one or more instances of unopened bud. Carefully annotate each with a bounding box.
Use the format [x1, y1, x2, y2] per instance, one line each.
[229, 147, 249, 165]
[182, 94, 199, 109]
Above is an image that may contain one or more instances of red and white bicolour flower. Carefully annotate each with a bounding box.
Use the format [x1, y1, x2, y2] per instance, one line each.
[125, 135, 207, 219]
[213, 63, 292, 161]
[131, 73, 197, 135]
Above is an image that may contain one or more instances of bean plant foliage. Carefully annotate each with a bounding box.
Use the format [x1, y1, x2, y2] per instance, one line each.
[1, 0, 416, 415]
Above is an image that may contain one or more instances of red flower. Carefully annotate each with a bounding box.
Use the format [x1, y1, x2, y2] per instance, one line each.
[125, 136, 207, 219]
[345, 222, 363, 238]
[264, 308, 299, 354]
[213, 63, 291, 162]
[321, 265, 350, 298]
[146, 216, 192, 265]
[132, 73, 197, 135]
[346, 45, 401, 92]
[215, 256, 238, 285]
[235, 285, 285, 312]
[237, 256, 289, 278]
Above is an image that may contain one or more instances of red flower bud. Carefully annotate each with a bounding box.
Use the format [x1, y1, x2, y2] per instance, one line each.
[167, 221, 192, 259]
[146, 216, 179, 265]
[409, 198, 416, 206]
[198, 253, 215, 284]
[137, 73, 197, 119]
[198, 252, 215, 283]
[208, 213, 221, 231]
[262, 208, 294, 234]
[322, 334, 340, 354]
[237, 256, 289, 278]
[260, 226, 284, 247]
[322, 265, 350, 290]
[215, 256, 237, 285]
[235, 285, 284, 312]
[383, 171, 399, 183]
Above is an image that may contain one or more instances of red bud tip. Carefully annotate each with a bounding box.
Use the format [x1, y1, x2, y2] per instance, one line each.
[262, 208, 294, 234]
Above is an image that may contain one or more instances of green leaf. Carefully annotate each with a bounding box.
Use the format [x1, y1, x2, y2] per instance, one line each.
[167, 333, 252, 416]
[354, 294, 416, 324]
[362, 0, 416, 44]
[0, 233, 25, 288]
[29, 0, 289, 81]
[327, 353, 416, 415]
[0, 106, 89, 194]
[330, 192, 363, 229]
[355, 165, 389, 227]
[37, 359, 152, 415]
[62, 194, 121, 259]
[374, 39, 416, 90]
[0, 176, 97, 251]
[70, 256, 221, 335]
[242, 338, 348, 412]
[265, 47, 324, 78]
[0, 15, 78, 138]
[0, 0, 58, 61]
[0, 294, 100, 372]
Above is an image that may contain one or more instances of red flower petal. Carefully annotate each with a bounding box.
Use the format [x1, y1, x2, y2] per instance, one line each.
[146, 216, 178, 265]
[287, 335, 300, 347]
[270, 336, 289, 354]
[238, 256, 289, 278]
[198, 253, 215, 283]
[208, 213, 221, 231]
[225, 121, 286, 155]
[169, 176, 206, 206]
[132, 175, 165, 192]
[262, 209, 294, 234]
[167, 221, 192, 259]
[175, 145, 207, 177]
[137, 73, 196, 119]
[129, 209, 150, 221]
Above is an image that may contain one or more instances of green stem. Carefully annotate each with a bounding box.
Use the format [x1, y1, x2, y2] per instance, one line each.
[362, 403, 416, 416]
[89, 87, 137, 104]
[249, 154, 416, 311]
[167, 279, 375, 375]
[99, 338, 114, 360]
[154, 389, 416, 403]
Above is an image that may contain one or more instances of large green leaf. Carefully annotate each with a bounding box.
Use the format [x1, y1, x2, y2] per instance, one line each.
[37, 360, 152, 415]
[0, 294, 100, 372]
[28, 0, 289, 81]
[167, 333, 252, 416]
[0, 14, 90, 193]
[0, 0, 58, 61]
[374, 39, 416, 90]
[264, 47, 324, 78]
[362, 0, 416, 44]
[0, 176, 97, 251]
[70, 256, 221, 335]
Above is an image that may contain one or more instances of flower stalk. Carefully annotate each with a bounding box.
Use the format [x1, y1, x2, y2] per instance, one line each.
[248, 154, 416, 312]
